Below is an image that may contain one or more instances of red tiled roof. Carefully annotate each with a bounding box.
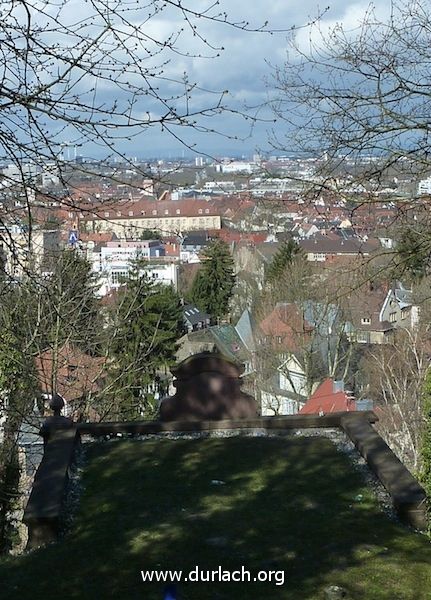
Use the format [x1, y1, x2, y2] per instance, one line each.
[163, 242, 180, 257]
[77, 198, 221, 220]
[299, 378, 355, 414]
[259, 303, 314, 353]
[78, 232, 116, 243]
[211, 230, 268, 244]
[35, 342, 106, 402]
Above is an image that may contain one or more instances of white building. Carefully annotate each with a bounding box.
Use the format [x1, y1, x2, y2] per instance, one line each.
[260, 355, 308, 416]
[418, 176, 431, 195]
[90, 239, 178, 295]
[215, 161, 257, 175]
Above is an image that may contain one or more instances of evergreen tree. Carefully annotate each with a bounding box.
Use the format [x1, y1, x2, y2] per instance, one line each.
[106, 262, 183, 420]
[396, 226, 431, 282]
[37, 249, 102, 355]
[190, 239, 235, 319]
[266, 239, 304, 284]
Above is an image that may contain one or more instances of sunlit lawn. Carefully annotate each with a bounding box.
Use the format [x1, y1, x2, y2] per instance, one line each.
[0, 436, 430, 599]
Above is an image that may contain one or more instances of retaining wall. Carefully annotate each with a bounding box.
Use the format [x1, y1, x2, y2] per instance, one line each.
[23, 411, 428, 548]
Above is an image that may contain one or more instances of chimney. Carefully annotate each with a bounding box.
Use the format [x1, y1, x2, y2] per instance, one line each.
[333, 380, 344, 393]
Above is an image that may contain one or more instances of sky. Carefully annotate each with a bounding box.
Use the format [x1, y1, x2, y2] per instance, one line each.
[113, 0, 391, 158]
[5, 0, 394, 161]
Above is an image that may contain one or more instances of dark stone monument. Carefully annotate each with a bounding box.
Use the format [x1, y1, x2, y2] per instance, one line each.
[24, 393, 78, 548]
[160, 352, 258, 422]
[40, 393, 73, 446]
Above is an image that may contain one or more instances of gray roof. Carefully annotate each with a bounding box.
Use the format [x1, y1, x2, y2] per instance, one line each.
[299, 237, 375, 255]
[183, 304, 210, 326]
[235, 309, 257, 353]
[394, 285, 412, 308]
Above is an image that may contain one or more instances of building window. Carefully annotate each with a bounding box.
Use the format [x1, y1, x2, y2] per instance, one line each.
[104, 212, 110, 217]
[66, 365, 78, 383]
[111, 271, 128, 284]
[361, 317, 371, 325]
[401, 309, 408, 320]
[389, 312, 397, 323]
[198, 208, 203, 214]
[176, 209, 181, 215]
[205, 208, 209, 214]
[128, 210, 134, 216]
[164, 209, 169, 215]
[152, 210, 157, 215]
[356, 331, 369, 343]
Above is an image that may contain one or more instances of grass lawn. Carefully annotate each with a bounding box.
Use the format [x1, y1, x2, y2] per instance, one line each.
[0, 435, 430, 599]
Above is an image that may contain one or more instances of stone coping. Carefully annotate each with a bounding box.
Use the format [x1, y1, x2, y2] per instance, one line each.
[22, 411, 428, 549]
[75, 411, 377, 435]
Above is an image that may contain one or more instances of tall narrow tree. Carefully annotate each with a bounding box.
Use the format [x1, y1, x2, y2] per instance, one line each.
[190, 239, 235, 319]
[106, 262, 183, 420]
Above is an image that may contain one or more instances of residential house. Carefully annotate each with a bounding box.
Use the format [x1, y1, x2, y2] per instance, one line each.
[88, 238, 178, 295]
[299, 379, 356, 415]
[183, 304, 211, 333]
[180, 231, 212, 263]
[299, 236, 378, 262]
[258, 303, 313, 415]
[0, 227, 61, 278]
[177, 309, 257, 380]
[347, 282, 415, 344]
[35, 342, 106, 420]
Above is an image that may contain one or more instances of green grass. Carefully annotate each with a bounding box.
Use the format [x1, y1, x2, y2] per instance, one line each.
[1, 436, 431, 599]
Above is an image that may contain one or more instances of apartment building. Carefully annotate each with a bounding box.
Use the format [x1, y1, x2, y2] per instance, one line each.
[78, 198, 222, 237]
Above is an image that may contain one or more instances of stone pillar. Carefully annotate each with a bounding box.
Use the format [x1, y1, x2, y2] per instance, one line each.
[160, 352, 258, 422]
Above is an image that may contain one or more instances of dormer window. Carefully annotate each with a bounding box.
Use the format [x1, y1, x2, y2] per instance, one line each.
[361, 317, 371, 325]
[128, 210, 134, 216]
[152, 210, 157, 215]
[66, 364, 78, 383]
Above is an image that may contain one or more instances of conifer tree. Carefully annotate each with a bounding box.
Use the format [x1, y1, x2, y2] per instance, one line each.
[266, 239, 304, 284]
[190, 239, 235, 319]
[106, 262, 183, 420]
[38, 249, 102, 355]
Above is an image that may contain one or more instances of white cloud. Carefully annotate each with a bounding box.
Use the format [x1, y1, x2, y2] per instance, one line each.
[9, 0, 393, 155]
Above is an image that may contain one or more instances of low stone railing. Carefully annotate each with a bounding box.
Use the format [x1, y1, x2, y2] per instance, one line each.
[23, 411, 428, 548]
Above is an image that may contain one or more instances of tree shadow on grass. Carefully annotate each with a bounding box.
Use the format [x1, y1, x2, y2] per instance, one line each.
[0, 435, 430, 600]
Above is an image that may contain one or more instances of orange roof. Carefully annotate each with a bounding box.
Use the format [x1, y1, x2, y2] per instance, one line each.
[299, 378, 355, 414]
[78, 232, 117, 244]
[163, 242, 180, 257]
[35, 342, 106, 402]
[259, 303, 313, 353]
[77, 198, 221, 220]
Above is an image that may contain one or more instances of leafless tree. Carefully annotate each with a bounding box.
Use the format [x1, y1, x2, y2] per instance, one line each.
[268, 1, 431, 219]
[361, 327, 429, 473]
[0, 0, 294, 273]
